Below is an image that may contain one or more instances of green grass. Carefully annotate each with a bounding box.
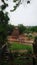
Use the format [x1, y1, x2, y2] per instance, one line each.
[8, 42, 33, 51]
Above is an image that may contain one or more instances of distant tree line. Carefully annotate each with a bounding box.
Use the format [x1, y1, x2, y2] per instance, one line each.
[8, 24, 37, 35]
[26, 26, 37, 33]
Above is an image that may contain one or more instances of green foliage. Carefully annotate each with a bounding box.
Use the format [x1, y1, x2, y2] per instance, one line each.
[28, 34, 33, 39]
[13, 0, 18, 2]
[0, 11, 9, 47]
[27, 1, 30, 4]
[8, 24, 15, 35]
[9, 52, 33, 65]
[8, 42, 33, 50]
[1, 0, 5, 4]
[29, 26, 37, 32]
[1, 4, 8, 10]
[1, 0, 31, 11]
[25, 26, 37, 34]
[30, 26, 37, 32]
[11, 0, 21, 12]
[1, 0, 21, 11]
[18, 24, 26, 34]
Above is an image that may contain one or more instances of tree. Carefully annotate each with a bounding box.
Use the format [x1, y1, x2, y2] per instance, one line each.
[0, 0, 9, 64]
[11, 0, 30, 11]
[8, 24, 15, 35]
[0, 0, 31, 11]
[30, 26, 37, 32]
[0, 11, 9, 65]
[0, 11, 9, 47]
[0, 0, 31, 64]
[18, 24, 26, 34]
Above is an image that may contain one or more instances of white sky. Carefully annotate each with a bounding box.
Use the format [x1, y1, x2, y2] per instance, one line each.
[0, 0, 37, 26]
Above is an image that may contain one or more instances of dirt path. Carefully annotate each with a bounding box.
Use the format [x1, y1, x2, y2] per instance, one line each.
[22, 43, 33, 46]
[11, 49, 28, 53]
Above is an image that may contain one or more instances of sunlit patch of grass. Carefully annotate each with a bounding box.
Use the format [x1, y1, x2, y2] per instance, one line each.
[8, 42, 33, 51]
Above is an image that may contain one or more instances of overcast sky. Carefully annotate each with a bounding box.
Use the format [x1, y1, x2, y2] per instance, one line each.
[0, 0, 37, 26]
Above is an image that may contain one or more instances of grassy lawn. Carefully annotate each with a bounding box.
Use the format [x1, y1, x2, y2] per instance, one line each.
[8, 42, 33, 51]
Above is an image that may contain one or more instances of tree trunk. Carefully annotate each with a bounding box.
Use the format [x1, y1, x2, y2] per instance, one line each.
[32, 55, 36, 65]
